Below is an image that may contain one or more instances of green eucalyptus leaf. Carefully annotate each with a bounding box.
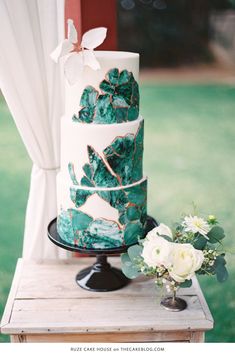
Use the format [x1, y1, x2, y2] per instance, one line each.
[193, 233, 207, 250]
[214, 255, 229, 282]
[207, 226, 225, 244]
[180, 279, 192, 288]
[127, 244, 143, 263]
[121, 253, 140, 279]
[214, 254, 226, 267]
[121, 253, 132, 267]
[216, 265, 229, 283]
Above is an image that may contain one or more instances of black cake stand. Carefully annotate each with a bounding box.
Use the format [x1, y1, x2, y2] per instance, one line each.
[47, 216, 158, 292]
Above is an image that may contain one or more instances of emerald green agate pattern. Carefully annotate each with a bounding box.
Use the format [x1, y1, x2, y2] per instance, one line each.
[104, 120, 143, 184]
[57, 179, 147, 249]
[68, 120, 144, 187]
[57, 209, 123, 249]
[73, 68, 139, 124]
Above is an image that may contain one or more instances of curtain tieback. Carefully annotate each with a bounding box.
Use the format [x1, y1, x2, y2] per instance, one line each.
[35, 164, 60, 171]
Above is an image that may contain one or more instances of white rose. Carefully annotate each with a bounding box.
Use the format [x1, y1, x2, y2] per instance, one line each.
[147, 223, 173, 239]
[168, 243, 204, 283]
[142, 235, 172, 268]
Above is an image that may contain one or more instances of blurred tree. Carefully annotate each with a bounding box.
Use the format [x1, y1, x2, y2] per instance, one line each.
[118, 0, 235, 67]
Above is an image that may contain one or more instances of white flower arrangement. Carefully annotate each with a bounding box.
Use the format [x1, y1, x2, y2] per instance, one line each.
[121, 215, 228, 294]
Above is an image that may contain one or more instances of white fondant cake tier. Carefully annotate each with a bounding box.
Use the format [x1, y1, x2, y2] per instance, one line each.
[65, 51, 139, 118]
[57, 173, 147, 249]
[61, 116, 144, 187]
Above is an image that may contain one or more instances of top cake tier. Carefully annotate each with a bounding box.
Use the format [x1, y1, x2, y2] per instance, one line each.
[65, 51, 139, 123]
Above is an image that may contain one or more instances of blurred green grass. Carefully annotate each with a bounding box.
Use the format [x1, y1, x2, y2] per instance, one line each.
[0, 94, 31, 343]
[0, 83, 235, 342]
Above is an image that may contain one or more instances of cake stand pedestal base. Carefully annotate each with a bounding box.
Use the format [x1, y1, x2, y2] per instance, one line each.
[48, 216, 158, 292]
[76, 255, 129, 291]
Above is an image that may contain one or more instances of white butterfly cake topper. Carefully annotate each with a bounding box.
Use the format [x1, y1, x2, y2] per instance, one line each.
[51, 19, 107, 85]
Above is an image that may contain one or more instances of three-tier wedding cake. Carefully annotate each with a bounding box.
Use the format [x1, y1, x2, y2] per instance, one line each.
[57, 50, 147, 249]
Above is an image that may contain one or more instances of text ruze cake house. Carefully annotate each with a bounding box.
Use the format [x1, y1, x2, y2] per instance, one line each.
[57, 51, 148, 249]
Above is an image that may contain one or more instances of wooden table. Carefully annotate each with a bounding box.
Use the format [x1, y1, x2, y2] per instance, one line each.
[0, 258, 213, 343]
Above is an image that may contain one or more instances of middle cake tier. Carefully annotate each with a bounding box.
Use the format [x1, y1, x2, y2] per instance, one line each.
[61, 115, 144, 187]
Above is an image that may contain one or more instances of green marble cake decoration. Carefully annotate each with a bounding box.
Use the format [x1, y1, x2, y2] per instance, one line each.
[59, 178, 147, 249]
[58, 209, 123, 249]
[68, 120, 143, 188]
[73, 68, 139, 124]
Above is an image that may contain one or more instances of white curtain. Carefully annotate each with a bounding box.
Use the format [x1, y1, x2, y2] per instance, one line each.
[0, 0, 68, 259]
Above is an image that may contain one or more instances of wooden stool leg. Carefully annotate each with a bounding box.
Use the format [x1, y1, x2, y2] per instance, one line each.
[10, 335, 26, 342]
[190, 331, 205, 343]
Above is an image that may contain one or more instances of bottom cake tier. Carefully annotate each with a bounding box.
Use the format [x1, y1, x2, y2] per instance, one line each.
[57, 174, 147, 249]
